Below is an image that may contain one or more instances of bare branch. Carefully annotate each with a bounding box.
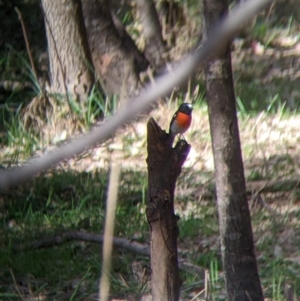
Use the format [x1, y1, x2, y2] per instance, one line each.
[14, 231, 151, 256]
[0, 0, 273, 192]
[14, 230, 204, 275]
[14, 7, 39, 85]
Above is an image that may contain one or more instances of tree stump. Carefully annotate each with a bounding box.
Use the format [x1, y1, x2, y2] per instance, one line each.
[146, 118, 190, 301]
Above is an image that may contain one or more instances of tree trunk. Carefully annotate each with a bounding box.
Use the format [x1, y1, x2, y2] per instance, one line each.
[41, 0, 94, 104]
[202, 1, 264, 300]
[146, 118, 190, 301]
[110, 9, 149, 73]
[81, 0, 147, 102]
[136, 0, 166, 68]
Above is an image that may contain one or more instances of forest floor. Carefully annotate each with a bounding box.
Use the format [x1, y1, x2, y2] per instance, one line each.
[1, 0, 300, 300]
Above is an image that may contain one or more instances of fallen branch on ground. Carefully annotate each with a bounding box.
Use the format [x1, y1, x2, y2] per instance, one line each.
[14, 231, 204, 275]
[179, 178, 300, 200]
[247, 179, 300, 193]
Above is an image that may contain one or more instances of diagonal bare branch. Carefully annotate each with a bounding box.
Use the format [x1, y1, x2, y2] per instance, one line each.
[0, 0, 273, 192]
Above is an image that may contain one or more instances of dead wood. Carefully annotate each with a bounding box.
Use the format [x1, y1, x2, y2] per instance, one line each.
[13, 230, 203, 275]
[146, 117, 190, 301]
[247, 179, 300, 193]
[14, 231, 150, 255]
[186, 179, 300, 200]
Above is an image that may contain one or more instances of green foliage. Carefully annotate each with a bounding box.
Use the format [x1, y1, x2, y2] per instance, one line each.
[251, 15, 296, 48]
[197, 251, 220, 270]
[68, 85, 108, 127]
[248, 170, 264, 181]
[179, 213, 217, 239]
[1, 105, 39, 161]
[0, 170, 151, 299]
[0, 48, 38, 106]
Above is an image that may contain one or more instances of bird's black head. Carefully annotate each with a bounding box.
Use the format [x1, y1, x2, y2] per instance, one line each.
[178, 103, 193, 115]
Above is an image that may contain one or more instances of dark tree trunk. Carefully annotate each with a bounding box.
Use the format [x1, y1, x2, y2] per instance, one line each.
[202, 1, 264, 300]
[41, 0, 94, 103]
[146, 118, 190, 301]
[136, 0, 166, 68]
[81, 0, 147, 102]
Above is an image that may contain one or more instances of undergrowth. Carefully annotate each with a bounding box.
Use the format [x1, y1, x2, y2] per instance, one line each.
[2, 164, 300, 300]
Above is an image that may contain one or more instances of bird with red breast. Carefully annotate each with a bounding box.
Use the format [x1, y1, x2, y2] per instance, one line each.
[169, 103, 193, 139]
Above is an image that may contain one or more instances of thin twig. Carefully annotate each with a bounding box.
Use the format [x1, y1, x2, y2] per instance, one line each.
[190, 288, 206, 301]
[10, 268, 25, 301]
[14, 6, 47, 100]
[14, 7, 39, 86]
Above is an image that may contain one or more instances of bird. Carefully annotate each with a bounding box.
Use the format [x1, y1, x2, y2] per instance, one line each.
[169, 103, 193, 139]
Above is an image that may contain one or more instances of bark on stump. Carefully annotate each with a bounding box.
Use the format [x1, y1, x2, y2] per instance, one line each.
[146, 118, 190, 301]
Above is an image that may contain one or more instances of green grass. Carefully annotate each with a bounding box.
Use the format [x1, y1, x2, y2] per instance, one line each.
[0, 170, 151, 300]
[0, 105, 39, 163]
[2, 111, 300, 300]
[1, 84, 300, 301]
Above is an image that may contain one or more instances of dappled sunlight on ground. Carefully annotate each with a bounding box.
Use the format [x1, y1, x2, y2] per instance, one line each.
[45, 103, 300, 184]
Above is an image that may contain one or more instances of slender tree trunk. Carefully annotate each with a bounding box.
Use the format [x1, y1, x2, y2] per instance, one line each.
[136, 0, 166, 68]
[202, 1, 264, 300]
[146, 118, 190, 301]
[41, 0, 94, 103]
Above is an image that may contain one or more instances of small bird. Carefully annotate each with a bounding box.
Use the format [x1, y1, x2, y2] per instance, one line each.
[169, 103, 193, 139]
